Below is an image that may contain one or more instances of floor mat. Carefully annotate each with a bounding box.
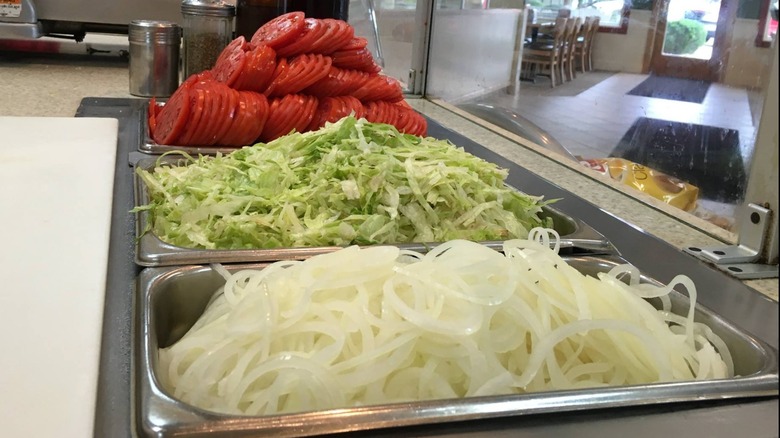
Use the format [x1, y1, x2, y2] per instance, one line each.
[627, 75, 711, 103]
[610, 117, 746, 203]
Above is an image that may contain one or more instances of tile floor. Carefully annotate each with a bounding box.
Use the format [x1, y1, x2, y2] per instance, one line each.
[470, 71, 757, 166]
[466, 71, 761, 223]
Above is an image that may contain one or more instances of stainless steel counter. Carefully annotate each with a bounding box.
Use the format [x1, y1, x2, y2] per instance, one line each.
[1, 54, 777, 437]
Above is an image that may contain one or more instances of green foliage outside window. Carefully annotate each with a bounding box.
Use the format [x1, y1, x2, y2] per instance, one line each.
[663, 19, 707, 54]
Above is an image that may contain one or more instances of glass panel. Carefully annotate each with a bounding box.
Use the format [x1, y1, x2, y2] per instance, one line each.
[427, 1, 775, 232]
[348, 0, 422, 92]
[762, 2, 778, 43]
[663, 0, 719, 60]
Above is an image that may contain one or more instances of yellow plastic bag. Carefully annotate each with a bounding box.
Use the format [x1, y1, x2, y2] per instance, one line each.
[580, 158, 699, 212]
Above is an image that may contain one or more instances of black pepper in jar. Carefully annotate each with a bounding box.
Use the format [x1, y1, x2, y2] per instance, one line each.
[181, 0, 236, 79]
[184, 32, 226, 76]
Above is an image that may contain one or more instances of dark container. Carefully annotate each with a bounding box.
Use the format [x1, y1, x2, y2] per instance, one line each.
[234, 0, 285, 40]
[285, 0, 349, 21]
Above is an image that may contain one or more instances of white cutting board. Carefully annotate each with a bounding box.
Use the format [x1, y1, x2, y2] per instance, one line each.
[0, 117, 118, 437]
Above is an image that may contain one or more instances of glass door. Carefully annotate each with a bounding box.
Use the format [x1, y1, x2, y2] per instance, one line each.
[649, 0, 735, 81]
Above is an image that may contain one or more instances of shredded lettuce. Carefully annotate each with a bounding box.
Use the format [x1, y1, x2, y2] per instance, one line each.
[135, 116, 555, 249]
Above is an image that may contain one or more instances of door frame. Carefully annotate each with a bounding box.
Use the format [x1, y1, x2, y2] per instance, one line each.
[642, 0, 736, 82]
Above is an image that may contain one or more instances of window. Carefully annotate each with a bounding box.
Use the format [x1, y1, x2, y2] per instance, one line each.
[527, 0, 630, 33]
[576, 0, 630, 32]
[756, 0, 778, 47]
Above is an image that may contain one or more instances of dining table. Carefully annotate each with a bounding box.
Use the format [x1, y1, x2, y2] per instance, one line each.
[526, 21, 557, 43]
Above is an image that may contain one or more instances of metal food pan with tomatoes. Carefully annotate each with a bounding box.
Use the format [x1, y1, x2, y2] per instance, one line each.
[140, 11, 425, 156]
[132, 116, 615, 267]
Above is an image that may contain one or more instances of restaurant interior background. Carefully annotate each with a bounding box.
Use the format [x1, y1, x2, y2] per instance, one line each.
[1, 0, 776, 234]
[348, 0, 778, 233]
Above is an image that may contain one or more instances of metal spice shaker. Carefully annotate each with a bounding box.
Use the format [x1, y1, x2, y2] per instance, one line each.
[128, 20, 181, 97]
[181, 0, 236, 80]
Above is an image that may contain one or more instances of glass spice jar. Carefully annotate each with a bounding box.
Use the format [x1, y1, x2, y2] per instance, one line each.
[181, 0, 236, 80]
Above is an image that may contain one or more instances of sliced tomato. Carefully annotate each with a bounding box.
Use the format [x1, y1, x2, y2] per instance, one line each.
[291, 94, 319, 134]
[363, 101, 381, 124]
[395, 100, 413, 110]
[331, 47, 381, 73]
[233, 44, 275, 92]
[262, 58, 289, 97]
[213, 87, 240, 145]
[261, 94, 316, 142]
[275, 18, 327, 58]
[394, 107, 415, 134]
[364, 101, 401, 126]
[413, 112, 428, 137]
[303, 66, 345, 97]
[330, 20, 356, 52]
[264, 54, 328, 97]
[204, 83, 229, 145]
[290, 54, 333, 94]
[221, 92, 252, 146]
[147, 97, 158, 138]
[337, 95, 365, 119]
[153, 87, 191, 145]
[339, 69, 371, 95]
[234, 91, 269, 145]
[250, 11, 306, 50]
[260, 95, 296, 142]
[248, 91, 271, 143]
[187, 83, 216, 145]
[177, 88, 207, 145]
[383, 101, 400, 127]
[352, 74, 404, 102]
[181, 70, 216, 90]
[341, 36, 368, 51]
[308, 19, 354, 54]
[307, 96, 342, 131]
[212, 39, 248, 87]
[398, 109, 427, 137]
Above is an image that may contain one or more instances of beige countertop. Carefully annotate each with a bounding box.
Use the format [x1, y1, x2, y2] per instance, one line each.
[1, 52, 777, 301]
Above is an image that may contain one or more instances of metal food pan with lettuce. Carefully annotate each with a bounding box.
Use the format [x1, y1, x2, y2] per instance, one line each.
[134, 241, 779, 437]
[132, 117, 615, 267]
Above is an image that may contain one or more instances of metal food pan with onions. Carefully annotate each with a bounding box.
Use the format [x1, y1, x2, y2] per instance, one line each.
[132, 155, 616, 267]
[133, 255, 779, 438]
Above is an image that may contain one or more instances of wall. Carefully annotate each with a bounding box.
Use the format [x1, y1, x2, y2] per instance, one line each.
[591, 9, 653, 73]
[723, 18, 774, 88]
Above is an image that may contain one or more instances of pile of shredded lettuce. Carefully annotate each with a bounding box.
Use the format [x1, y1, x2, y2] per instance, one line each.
[135, 116, 553, 249]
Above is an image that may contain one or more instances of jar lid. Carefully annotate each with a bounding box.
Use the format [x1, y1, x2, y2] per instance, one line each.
[181, 0, 236, 17]
[128, 20, 181, 44]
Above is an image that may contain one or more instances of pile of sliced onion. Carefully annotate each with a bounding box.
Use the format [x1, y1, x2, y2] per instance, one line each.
[158, 228, 733, 415]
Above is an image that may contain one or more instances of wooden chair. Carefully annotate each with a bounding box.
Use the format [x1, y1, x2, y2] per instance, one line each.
[522, 18, 567, 87]
[560, 17, 582, 82]
[574, 16, 595, 73]
[585, 17, 600, 71]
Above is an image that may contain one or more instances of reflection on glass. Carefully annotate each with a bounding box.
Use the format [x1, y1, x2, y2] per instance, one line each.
[348, 0, 419, 91]
[350, 0, 774, 232]
[419, 0, 775, 232]
[530, 0, 625, 28]
[662, 0, 718, 60]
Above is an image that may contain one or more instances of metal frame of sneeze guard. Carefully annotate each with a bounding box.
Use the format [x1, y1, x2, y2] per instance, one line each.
[684, 44, 779, 281]
[685, 203, 779, 279]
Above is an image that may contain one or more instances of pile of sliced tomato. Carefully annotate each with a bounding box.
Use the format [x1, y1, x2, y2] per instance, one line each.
[150, 11, 427, 147]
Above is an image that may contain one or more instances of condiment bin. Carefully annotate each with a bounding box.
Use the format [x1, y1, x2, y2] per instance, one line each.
[133, 255, 779, 437]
